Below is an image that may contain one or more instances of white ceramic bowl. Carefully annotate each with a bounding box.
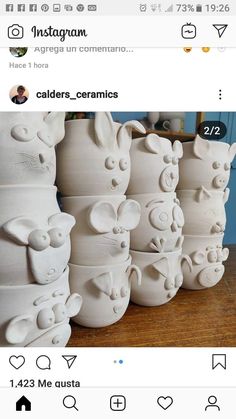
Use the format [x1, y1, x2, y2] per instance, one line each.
[128, 192, 184, 252]
[69, 256, 141, 327]
[177, 188, 229, 235]
[177, 136, 236, 191]
[130, 248, 185, 306]
[127, 134, 183, 195]
[0, 268, 82, 347]
[181, 234, 229, 290]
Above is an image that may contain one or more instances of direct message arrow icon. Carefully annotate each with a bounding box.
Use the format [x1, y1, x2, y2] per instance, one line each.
[62, 355, 77, 369]
[213, 24, 228, 38]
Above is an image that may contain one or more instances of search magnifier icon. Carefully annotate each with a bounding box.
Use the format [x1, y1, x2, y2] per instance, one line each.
[63, 395, 78, 411]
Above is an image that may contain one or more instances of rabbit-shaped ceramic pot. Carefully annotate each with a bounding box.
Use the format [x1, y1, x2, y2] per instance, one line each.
[127, 134, 183, 195]
[177, 188, 229, 236]
[181, 234, 229, 290]
[0, 112, 65, 185]
[127, 193, 184, 252]
[0, 185, 75, 285]
[69, 257, 141, 327]
[177, 136, 236, 191]
[0, 268, 82, 347]
[56, 112, 145, 196]
[130, 249, 191, 306]
[62, 195, 141, 265]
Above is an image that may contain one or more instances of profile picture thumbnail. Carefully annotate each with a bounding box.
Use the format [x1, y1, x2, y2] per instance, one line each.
[9, 47, 28, 58]
[10, 85, 29, 105]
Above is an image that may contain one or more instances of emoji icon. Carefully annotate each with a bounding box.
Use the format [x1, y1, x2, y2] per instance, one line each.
[202, 47, 210, 53]
[184, 47, 192, 53]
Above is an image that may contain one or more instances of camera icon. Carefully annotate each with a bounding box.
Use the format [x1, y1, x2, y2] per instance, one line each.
[8, 24, 24, 39]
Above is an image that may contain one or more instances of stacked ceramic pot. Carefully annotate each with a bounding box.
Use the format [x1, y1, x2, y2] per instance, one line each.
[177, 135, 236, 290]
[127, 133, 191, 306]
[57, 112, 146, 327]
[0, 112, 82, 347]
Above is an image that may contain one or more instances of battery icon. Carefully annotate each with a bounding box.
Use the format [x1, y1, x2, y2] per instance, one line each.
[196, 4, 202, 12]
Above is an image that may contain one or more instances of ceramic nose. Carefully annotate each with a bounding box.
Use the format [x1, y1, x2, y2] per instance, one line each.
[112, 178, 121, 187]
[213, 175, 227, 189]
[121, 241, 127, 249]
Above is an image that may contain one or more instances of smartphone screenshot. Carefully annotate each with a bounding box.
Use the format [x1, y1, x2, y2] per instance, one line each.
[0, 0, 236, 417]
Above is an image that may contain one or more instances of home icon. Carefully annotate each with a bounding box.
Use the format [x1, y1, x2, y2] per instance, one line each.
[16, 396, 31, 411]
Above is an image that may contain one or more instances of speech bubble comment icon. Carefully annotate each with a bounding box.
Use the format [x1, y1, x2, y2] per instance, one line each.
[36, 355, 51, 370]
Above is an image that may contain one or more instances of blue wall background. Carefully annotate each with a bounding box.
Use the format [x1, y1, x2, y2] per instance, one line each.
[111, 112, 236, 244]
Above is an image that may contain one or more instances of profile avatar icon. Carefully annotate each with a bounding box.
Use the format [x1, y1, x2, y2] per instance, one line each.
[11, 85, 29, 105]
[205, 395, 220, 411]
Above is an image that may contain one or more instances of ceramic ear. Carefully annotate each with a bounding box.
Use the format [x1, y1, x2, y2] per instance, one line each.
[117, 120, 146, 151]
[66, 294, 83, 317]
[5, 315, 34, 344]
[94, 112, 116, 149]
[172, 140, 183, 158]
[193, 135, 211, 159]
[117, 199, 141, 230]
[144, 133, 162, 154]
[195, 186, 212, 202]
[127, 264, 142, 285]
[3, 216, 38, 245]
[152, 257, 169, 278]
[229, 142, 236, 162]
[48, 212, 75, 235]
[44, 112, 65, 145]
[222, 247, 229, 262]
[181, 254, 193, 272]
[223, 188, 230, 204]
[87, 201, 117, 233]
[91, 272, 113, 296]
[192, 250, 205, 265]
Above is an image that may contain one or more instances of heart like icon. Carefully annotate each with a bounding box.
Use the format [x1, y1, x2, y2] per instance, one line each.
[9, 355, 25, 370]
[157, 396, 173, 410]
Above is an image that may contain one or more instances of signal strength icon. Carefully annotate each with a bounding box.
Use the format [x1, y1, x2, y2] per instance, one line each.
[165, 4, 173, 12]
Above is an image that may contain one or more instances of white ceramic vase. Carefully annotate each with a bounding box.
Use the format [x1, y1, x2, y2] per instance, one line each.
[177, 135, 236, 191]
[0, 185, 75, 285]
[69, 256, 141, 327]
[0, 112, 65, 185]
[127, 192, 184, 252]
[130, 248, 190, 306]
[127, 134, 183, 195]
[181, 234, 229, 290]
[56, 112, 145, 196]
[0, 268, 82, 347]
[177, 188, 229, 235]
[62, 195, 141, 265]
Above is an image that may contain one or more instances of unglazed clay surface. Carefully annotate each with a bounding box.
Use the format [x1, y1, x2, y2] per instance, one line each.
[69, 256, 141, 327]
[181, 235, 229, 290]
[0, 112, 65, 185]
[62, 195, 140, 265]
[127, 192, 184, 252]
[0, 268, 82, 347]
[130, 249, 190, 306]
[178, 136, 236, 191]
[56, 112, 145, 196]
[177, 188, 229, 235]
[127, 134, 183, 195]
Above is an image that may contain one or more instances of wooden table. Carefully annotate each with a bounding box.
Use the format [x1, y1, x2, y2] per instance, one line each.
[69, 245, 236, 347]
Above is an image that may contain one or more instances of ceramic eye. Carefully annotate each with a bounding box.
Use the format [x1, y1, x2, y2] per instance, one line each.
[212, 161, 221, 169]
[119, 158, 128, 171]
[165, 278, 175, 290]
[224, 162, 230, 171]
[53, 303, 67, 323]
[113, 226, 121, 234]
[120, 286, 128, 298]
[110, 288, 120, 300]
[164, 154, 172, 164]
[37, 308, 55, 329]
[48, 228, 66, 248]
[149, 207, 171, 231]
[28, 229, 50, 251]
[11, 125, 35, 142]
[207, 250, 218, 263]
[105, 156, 116, 170]
[175, 273, 183, 287]
[172, 156, 179, 165]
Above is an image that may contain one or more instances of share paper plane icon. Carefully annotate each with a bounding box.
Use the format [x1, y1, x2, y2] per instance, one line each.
[213, 24, 228, 38]
[62, 355, 77, 369]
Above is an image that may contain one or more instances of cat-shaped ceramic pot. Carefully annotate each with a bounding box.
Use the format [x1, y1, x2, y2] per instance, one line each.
[0, 268, 82, 347]
[127, 134, 183, 195]
[62, 195, 141, 265]
[130, 249, 191, 306]
[177, 136, 236, 191]
[69, 256, 141, 327]
[177, 188, 229, 235]
[181, 235, 229, 290]
[0, 185, 75, 285]
[127, 193, 184, 252]
[0, 112, 65, 185]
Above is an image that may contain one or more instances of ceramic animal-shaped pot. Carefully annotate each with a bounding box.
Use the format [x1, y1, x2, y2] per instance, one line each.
[127, 193, 184, 252]
[127, 134, 183, 195]
[130, 249, 191, 306]
[181, 234, 229, 290]
[69, 256, 141, 327]
[0, 268, 82, 347]
[56, 112, 145, 196]
[177, 188, 229, 235]
[0, 185, 75, 285]
[62, 195, 141, 265]
[0, 112, 65, 185]
[177, 136, 236, 191]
